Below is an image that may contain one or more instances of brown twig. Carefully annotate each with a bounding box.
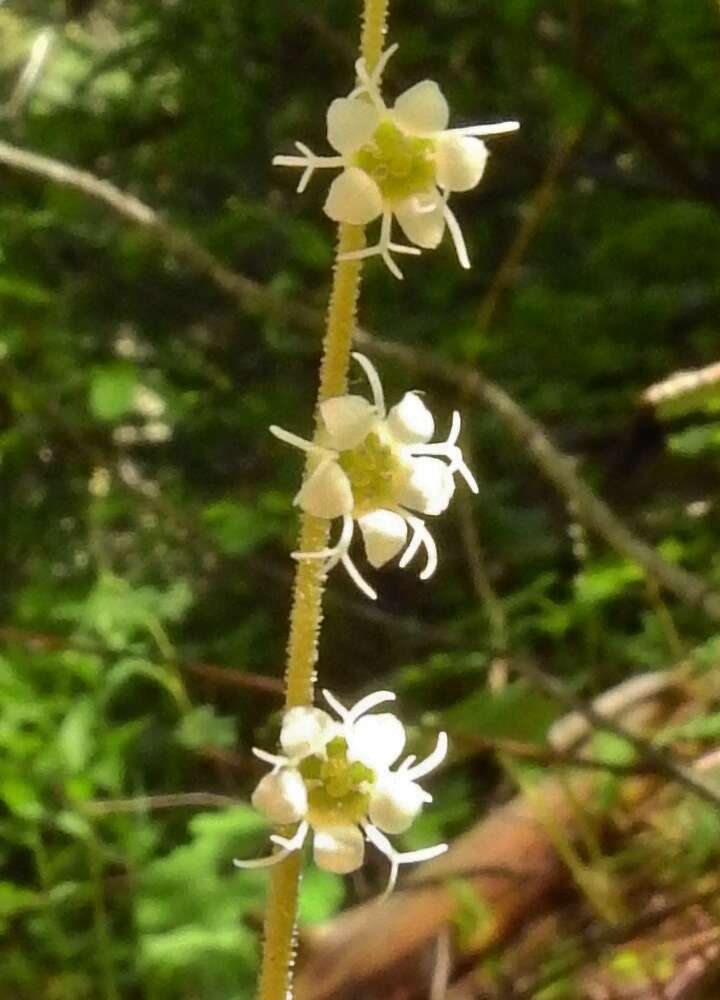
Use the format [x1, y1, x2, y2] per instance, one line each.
[455, 732, 662, 778]
[83, 791, 239, 814]
[475, 124, 585, 336]
[3, 139, 720, 624]
[356, 331, 720, 624]
[509, 657, 720, 811]
[0, 624, 283, 696]
[454, 438, 509, 656]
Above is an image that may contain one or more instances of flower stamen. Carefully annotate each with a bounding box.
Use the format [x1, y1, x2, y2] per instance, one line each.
[362, 822, 448, 899]
[403, 732, 448, 781]
[234, 820, 309, 869]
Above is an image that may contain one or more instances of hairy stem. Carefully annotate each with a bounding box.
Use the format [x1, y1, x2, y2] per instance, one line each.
[361, 0, 390, 72]
[257, 3, 389, 997]
[285, 225, 365, 709]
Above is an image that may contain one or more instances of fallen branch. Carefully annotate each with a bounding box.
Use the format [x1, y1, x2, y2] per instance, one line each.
[2, 139, 720, 623]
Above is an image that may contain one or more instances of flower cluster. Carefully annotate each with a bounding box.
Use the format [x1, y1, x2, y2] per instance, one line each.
[235, 690, 447, 897]
[273, 44, 519, 277]
[271, 352, 478, 599]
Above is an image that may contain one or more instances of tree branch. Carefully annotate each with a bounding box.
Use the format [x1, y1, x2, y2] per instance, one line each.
[3, 138, 720, 623]
[83, 791, 239, 814]
[509, 656, 720, 811]
[0, 625, 283, 696]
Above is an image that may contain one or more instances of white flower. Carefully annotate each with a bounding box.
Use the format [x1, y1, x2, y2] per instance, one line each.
[273, 44, 519, 277]
[270, 352, 478, 599]
[235, 690, 448, 898]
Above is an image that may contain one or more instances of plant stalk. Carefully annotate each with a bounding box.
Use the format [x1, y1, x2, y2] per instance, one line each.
[256, 1, 390, 997]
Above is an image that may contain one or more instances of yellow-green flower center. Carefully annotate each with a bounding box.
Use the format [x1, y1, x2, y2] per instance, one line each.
[338, 430, 410, 517]
[354, 120, 436, 203]
[300, 736, 375, 826]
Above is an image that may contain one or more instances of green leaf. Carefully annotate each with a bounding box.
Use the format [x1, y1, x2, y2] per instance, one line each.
[668, 422, 720, 457]
[0, 274, 52, 305]
[89, 365, 138, 421]
[0, 882, 40, 919]
[574, 560, 644, 606]
[104, 657, 185, 705]
[444, 682, 561, 743]
[0, 776, 43, 819]
[176, 706, 236, 750]
[658, 711, 720, 745]
[57, 699, 95, 773]
[203, 501, 271, 556]
[298, 868, 344, 925]
[55, 810, 93, 841]
[449, 879, 495, 952]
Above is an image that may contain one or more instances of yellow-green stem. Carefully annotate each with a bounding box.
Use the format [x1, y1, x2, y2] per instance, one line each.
[285, 224, 365, 710]
[256, 3, 389, 997]
[361, 0, 390, 72]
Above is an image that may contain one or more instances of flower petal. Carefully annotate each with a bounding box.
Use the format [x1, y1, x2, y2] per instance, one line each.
[357, 509, 408, 568]
[394, 191, 445, 249]
[324, 167, 383, 225]
[369, 775, 426, 834]
[313, 824, 365, 874]
[348, 712, 406, 769]
[435, 134, 488, 192]
[320, 395, 376, 450]
[397, 456, 455, 515]
[280, 706, 337, 759]
[251, 768, 308, 825]
[392, 80, 450, 134]
[327, 97, 380, 154]
[386, 392, 435, 444]
[295, 460, 353, 519]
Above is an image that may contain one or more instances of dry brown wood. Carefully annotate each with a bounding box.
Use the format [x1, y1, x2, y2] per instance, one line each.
[294, 677, 685, 1000]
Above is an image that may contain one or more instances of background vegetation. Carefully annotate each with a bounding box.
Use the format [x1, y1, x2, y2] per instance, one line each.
[2, 1, 720, 997]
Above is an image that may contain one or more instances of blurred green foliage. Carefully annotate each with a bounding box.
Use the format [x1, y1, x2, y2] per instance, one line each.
[1, 0, 720, 996]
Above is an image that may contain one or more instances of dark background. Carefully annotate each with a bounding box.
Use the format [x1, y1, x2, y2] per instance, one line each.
[1, 1, 720, 996]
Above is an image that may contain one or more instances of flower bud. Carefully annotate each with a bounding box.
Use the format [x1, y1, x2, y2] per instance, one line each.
[327, 97, 379, 155]
[369, 775, 426, 834]
[324, 167, 382, 225]
[313, 824, 365, 874]
[435, 135, 488, 192]
[392, 79, 449, 134]
[295, 461, 353, 519]
[358, 509, 408, 568]
[280, 706, 337, 760]
[320, 395, 377, 450]
[386, 392, 435, 444]
[252, 769, 308, 826]
[397, 456, 455, 516]
[348, 712, 406, 769]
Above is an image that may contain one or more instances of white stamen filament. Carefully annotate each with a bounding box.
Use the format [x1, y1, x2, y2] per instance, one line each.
[448, 450, 479, 493]
[350, 44, 397, 111]
[252, 747, 288, 769]
[346, 689, 396, 723]
[362, 822, 448, 900]
[352, 352, 386, 417]
[321, 689, 348, 720]
[341, 551, 378, 600]
[269, 425, 335, 457]
[339, 210, 420, 279]
[398, 513, 438, 579]
[446, 121, 520, 137]
[447, 410, 461, 447]
[291, 512, 354, 569]
[234, 820, 309, 870]
[441, 201, 470, 269]
[272, 142, 345, 193]
[404, 732, 448, 781]
[397, 514, 424, 569]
